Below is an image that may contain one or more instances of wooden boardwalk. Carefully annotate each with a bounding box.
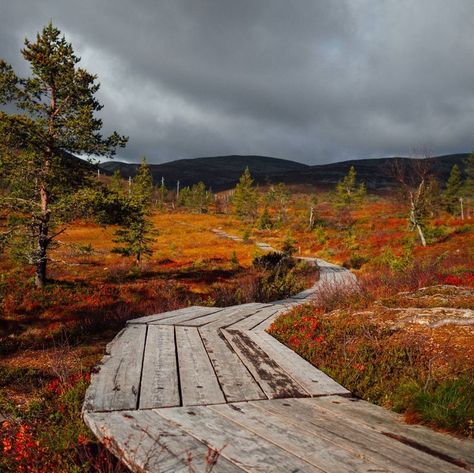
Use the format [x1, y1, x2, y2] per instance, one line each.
[83, 249, 474, 472]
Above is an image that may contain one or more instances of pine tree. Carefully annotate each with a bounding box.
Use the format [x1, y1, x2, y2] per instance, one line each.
[109, 169, 125, 196]
[132, 157, 154, 207]
[190, 181, 212, 213]
[444, 164, 463, 215]
[113, 158, 156, 265]
[233, 167, 258, 221]
[258, 206, 273, 230]
[177, 181, 212, 213]
[463, 153, 474, 210]
[0, 23, 127, 286]
[335, 166, 366, 207]
[281, 231, 297, 256]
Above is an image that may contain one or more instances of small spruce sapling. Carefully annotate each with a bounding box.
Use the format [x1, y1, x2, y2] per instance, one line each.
[233, 167, 258, 221]
[112, 158, 157, 266]
[444, 164, 463, 216]
[282, 232, 297, 256]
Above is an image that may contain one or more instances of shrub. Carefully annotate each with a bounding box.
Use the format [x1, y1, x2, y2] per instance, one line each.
[253, 251, 284, 270]
[229, 250, 239, 267]
[343, 254, 369, 270]
[281, 232, 297, 256]
[257, 258, 306, 302]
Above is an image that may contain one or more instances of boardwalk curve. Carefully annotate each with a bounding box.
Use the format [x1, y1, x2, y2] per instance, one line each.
[83, 236, 474, 472]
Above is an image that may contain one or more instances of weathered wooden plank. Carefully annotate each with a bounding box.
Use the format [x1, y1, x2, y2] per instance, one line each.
[252, 398, 466, 473]
[255, 242, 274, 251]
[155, 406, 323, 472]
[247, 330, 350, 396]
[227, 306, 281, 331]
[308, 396, 474, 470]
[84, 410, 244, 473]
[221, 329, 309, 399]
[289, 288, 317, 300]
[153, 307, 225, 326]
[127, 306, 217, 325]
[250, 307, 288, 332]
[199, 328, 266, 402]
[83, 324, 146, 412]
[210, 402, 393, 473]
[139, 325, 180, 409]
[202, 303, 272, 330]
[179, 305, 254, 327]
[176, 326, 225, 406]
[271, 298, 304, 310]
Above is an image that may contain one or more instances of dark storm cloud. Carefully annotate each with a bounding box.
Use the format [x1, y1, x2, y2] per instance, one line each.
[1, 0, 473, 163]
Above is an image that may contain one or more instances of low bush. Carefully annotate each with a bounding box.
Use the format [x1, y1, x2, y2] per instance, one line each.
[342, 253, 369, 270]
[0, 372, 132, 473]
[252, 251, 284, 270]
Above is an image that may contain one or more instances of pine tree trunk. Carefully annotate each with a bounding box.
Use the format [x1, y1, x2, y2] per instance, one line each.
[35, 240, 47, 287]
[35, 199, 50, 288]
[35, 143, 52, 287]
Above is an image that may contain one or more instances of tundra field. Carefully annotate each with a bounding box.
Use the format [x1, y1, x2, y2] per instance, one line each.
[1, 187, 473, 472]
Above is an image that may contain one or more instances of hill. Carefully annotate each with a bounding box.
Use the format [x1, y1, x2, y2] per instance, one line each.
[99, 153, 470, 191]
[99, 155, 308, 191]
[276, 154, 470, 191]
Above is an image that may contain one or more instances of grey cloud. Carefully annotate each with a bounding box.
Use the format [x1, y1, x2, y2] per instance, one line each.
[0, 0, 473, 164]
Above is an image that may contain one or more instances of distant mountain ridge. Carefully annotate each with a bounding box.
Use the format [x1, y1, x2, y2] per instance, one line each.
[99, 153, 470, 191]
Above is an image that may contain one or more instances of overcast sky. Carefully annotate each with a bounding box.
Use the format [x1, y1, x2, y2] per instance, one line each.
[1, 0, 473, 164]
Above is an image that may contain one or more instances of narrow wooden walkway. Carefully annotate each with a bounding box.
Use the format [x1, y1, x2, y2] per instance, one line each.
[83, 242, 474, 472]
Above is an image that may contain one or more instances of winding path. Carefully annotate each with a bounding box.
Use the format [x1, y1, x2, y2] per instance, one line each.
[83, 232, 474, 472]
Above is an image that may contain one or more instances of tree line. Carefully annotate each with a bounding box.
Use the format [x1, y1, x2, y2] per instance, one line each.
[1, 23, 472, 286]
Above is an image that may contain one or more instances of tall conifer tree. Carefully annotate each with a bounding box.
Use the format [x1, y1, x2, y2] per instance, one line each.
[0, 23, 127, 286]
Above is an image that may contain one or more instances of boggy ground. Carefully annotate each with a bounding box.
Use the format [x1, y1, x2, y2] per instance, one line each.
[1, 194, 473, 471]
